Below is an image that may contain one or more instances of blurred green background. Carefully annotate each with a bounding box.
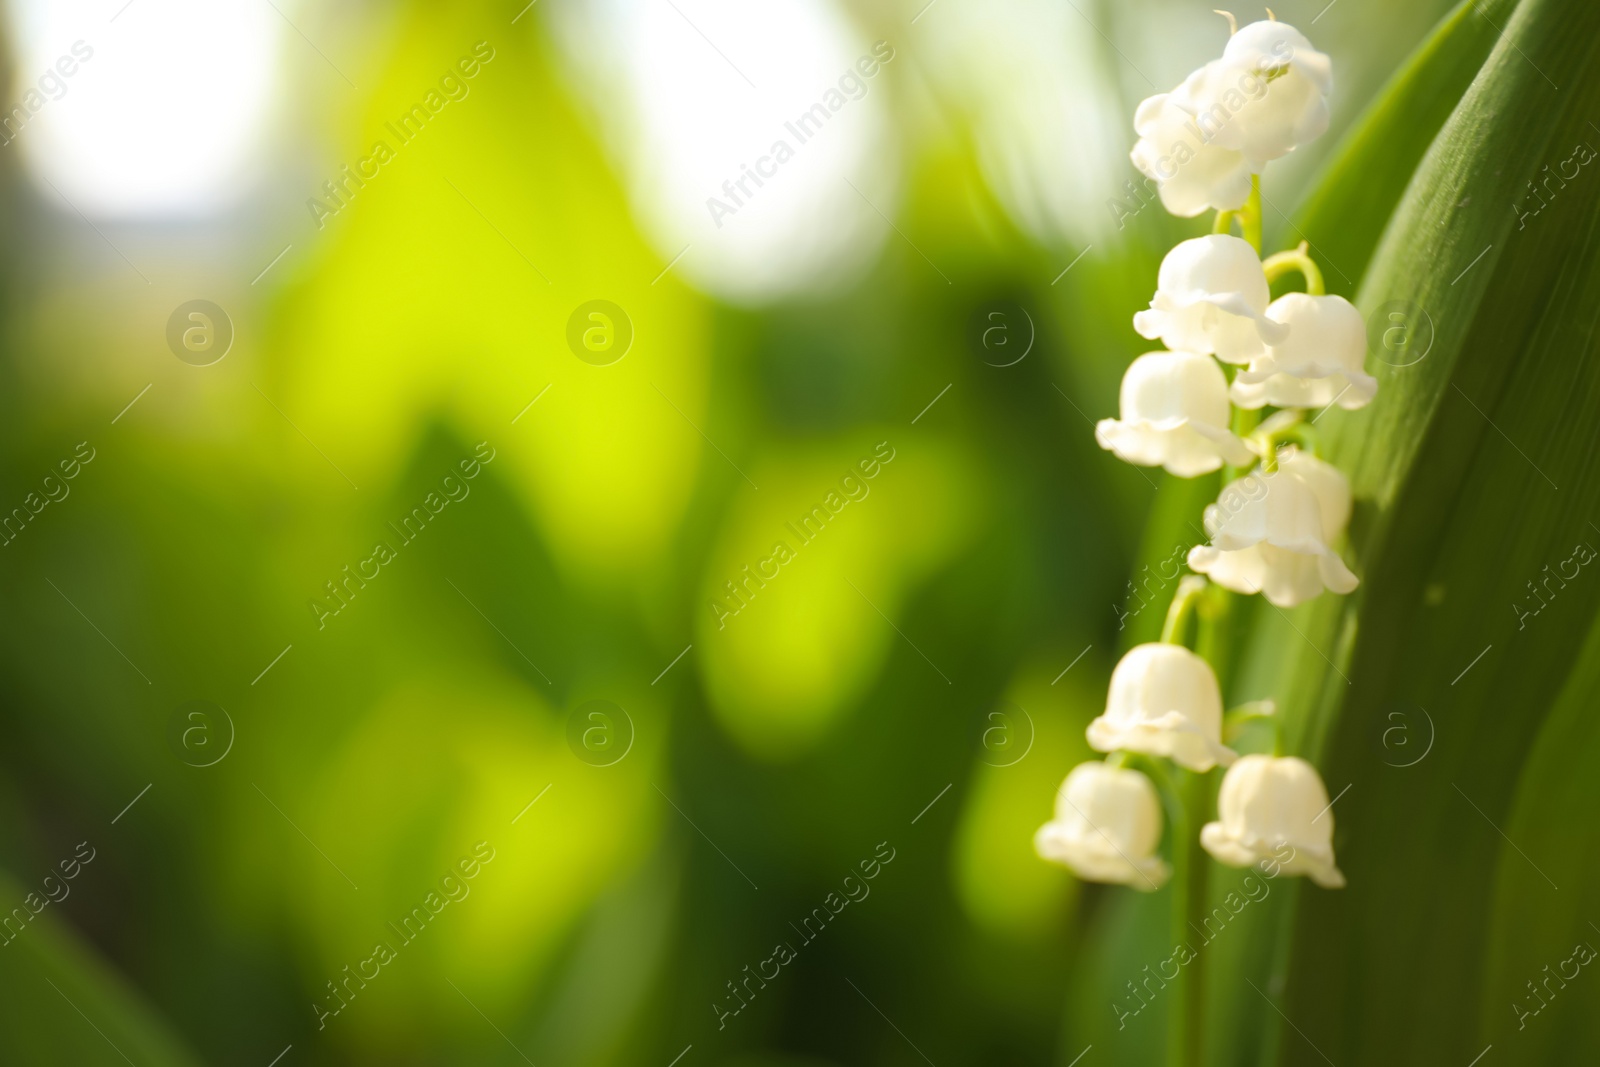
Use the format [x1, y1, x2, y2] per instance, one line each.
[0, 0, 1568, 1064]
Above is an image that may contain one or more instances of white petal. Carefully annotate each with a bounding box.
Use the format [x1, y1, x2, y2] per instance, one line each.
[1278, 448, 1353, 544]
[1095, 351, 1253, 475]
[1187, 457, 1358, 606]
[1232, 294, 1377, 410]
[1207, 21, 1334, 166]
[1087, 644, 1236, 771]
[1201, 755, 1345, 888]
[1036, 763, 1171, 889]
[1135, 236, 1284, 363]
[1130, 92, 1252, 217]
[1230, 369, 1378, 411]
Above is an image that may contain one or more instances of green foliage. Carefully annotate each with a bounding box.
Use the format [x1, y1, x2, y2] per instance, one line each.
[0, 876, 198, 1067]
[1234, 0, 1600, 1061]
[1, 0, 1588, 1063]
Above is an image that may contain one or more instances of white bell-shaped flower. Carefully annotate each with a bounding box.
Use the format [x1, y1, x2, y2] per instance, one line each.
[1035, 762, 1170, 890]
[1171, 22, 1332, 170]
[1134, 235, 1287, 364]
[1231, 293, 1378, 410]
[1130, 92, 1253, 217]
[1187, 447, 1358, 607]
[1096, 351, 1254, 476]
[1086, 643, 1238, 771]
[1201, 754, 1345, 888]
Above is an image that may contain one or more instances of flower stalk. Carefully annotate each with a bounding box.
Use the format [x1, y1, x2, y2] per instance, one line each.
[1160, 575, 1209, 645]
[1262, 241, 1325, 295]
[1169, 767, 1211, 1067]
[1039, 16, 1363, 1066]
[1240, 175, 1262, 253]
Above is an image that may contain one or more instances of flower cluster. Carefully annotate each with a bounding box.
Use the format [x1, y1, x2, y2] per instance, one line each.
[1040, 15, 1369, 897]
[1129, 18, 1330, 218]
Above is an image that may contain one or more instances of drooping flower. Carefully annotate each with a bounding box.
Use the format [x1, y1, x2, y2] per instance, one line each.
[1171, 22, 1332, 171]
[1130, 92, 1253, 217]
[1086, 643, 1238, 771]
[1187, 447, 1358, 607]
[1095, 350, 1254, 476]
[1201, 754, 1345, 888]
[1231, 293, 1378, 410]
[1134, 235, 1287, 364]
[1035, 762, 1170, 890]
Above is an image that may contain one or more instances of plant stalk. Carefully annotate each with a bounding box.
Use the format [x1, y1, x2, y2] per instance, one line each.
[1241, 176, 1263, 253]
[1262, 242, 1325, 295]
[1168, 768, 1211, 1067]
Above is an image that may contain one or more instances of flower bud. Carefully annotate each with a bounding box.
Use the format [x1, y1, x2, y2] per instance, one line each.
[1096, 351, 1254, 476]
[1130, 92, 1253, 217]
[1134, 235, 1287, 364]
[1188, 448, 1358, 607]
[1201, 754, 1345, 888]
[1171, 22, 1332, 170]
[1087, 643, 1238, 771]
[1035, 762, 1170, 890]
[1231, 293, 1377, 411]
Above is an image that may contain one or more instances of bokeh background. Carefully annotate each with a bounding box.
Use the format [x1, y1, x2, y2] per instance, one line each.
[0, 0, 1528, 1064]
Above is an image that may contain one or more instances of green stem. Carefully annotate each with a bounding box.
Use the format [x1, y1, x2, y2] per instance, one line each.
[1223, 701, 1277, 745]
[1169, 768, 1211, 1067]
[1160, 576, 1208, 646]
[1262, 242, 1325, 295]
[1212, 209, 1236, 236]
[1223, 407, 1261, 486]
[1195, 583, 1231, 681]
[1282, 421, 1321, 457]
[1241, 176, 1262, 253]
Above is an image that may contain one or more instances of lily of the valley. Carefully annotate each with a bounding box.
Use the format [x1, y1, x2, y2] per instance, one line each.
[1201, 754, 1345, 888]
[1130, 92, 1253, 217]
[1177, 20, 1332, 171]
[1087, 643, 1238, 771]
[1035, 762, 1171, 890]
[1231, 293, 1378, 411]
[1134, 235, 1287, 364]
[1188, 447, 1358, 608]
[1096, 350, 1255, 476]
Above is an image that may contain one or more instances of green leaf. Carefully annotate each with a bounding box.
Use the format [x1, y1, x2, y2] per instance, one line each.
[0, 873, 200, 1066]
[1208, 0, 1600, 1062]
[1282, 0, 1516, 294]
